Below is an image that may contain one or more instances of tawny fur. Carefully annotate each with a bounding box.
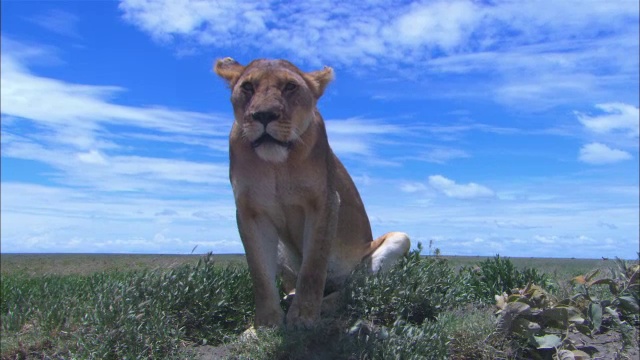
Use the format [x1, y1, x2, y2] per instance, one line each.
[214, 58, 410, 328]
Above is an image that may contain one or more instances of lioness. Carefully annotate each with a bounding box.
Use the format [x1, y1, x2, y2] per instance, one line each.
[214, 58, 410, 328]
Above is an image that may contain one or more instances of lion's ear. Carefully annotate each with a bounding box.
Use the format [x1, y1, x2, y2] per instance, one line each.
[305, 66, 334, 98]
[214, 57, 245, 86]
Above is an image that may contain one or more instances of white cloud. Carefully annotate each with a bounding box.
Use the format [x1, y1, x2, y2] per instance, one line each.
[120, 0, 268, 44]
[1, 38, 232, 192]
[1, 63, 227, 140]
[119, 1, 637, 64]
[428, 175, 495, 199]
[119, 0, 638, 107]
[326, 117, 402, 135]
[1, 64, 237, 264]
[576, 103, 639, 138]
[574, 103, 638, 166]
[533, 235, 557, 244]
[578, 142, 632, 165]
[417, 147, 470, 163]
[1, 37, 229, 140]
[325, 117, 404, 158]
[2, 125, 229, 192]
[386, 1, 481, 50]
[392, 176, 639, 257]
[0, 182, 240, 253]
[77, 150, 109, 165]
[400, 182, 428, 193]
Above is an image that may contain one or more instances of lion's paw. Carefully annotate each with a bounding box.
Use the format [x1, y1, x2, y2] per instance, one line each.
[286, 303, 319, 329]
[255, 307, 285, 328]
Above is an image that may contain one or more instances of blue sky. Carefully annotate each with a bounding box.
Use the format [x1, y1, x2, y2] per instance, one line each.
[1, 0, 638, 258]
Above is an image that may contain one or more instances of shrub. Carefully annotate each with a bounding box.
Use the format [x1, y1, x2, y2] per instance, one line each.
[343, 244, 468, 327]
[493, 257, 639, 359]
[74, 254, 254, 358]
[356, 319, 450, 360]
[459, 255, 550, 304]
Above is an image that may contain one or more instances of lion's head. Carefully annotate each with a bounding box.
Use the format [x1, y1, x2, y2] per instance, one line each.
[215, 58, 334, 162]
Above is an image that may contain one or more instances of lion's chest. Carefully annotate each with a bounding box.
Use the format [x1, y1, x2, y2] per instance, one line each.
[232, 167, 327, 249]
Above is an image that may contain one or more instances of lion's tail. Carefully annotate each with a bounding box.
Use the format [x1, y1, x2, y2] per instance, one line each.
[364, 232, 411, 272]
[364, 233, 391, 258]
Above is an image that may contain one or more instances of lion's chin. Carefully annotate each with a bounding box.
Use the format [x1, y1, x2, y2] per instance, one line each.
[254, 142, 290, 163]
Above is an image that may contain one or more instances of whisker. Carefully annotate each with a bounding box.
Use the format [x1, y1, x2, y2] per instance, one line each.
[292, 128, 307, 146]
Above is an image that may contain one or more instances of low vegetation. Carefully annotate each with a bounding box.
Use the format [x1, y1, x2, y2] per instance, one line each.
[1, 249, 638, 359]
[1, 256, 253, 359]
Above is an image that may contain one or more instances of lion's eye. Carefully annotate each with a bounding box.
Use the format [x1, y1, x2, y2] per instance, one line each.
[240, 82, 254, 93]
[283, 82, 297, 92]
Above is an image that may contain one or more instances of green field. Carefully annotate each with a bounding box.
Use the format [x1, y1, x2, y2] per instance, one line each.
[1, 253, 637, 359]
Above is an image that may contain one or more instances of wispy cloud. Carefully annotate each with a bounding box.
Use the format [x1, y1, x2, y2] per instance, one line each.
[376, 176, 638, 258]
[324, 117, 405, 159]
[0, 182, 240, 253]
[119, 1, 637, 65]
[1, 37, 232, 192]
[3, 130, 229, 192]
[428, 175, 495, 199]
[1, 35, 235, 251]
[400, 182, 428, 194]
[2, 37, 229, 136]
[29, 9, 82, 38]
[414, 147, 470, 164]
[398, 175, 497, 199]
[578, 142, 632, 165]
[494, 220, 547, 230]
[598, 221, 618, 230]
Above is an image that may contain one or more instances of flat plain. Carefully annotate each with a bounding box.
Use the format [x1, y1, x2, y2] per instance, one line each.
[0, 253, 246, 276]
[0, 253, 604, 277]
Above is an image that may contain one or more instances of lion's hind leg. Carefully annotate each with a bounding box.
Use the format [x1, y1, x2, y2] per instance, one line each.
[370, 232, 411, 273]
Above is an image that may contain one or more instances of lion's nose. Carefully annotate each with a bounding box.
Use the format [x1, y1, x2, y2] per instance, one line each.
[252, 111, 280, 126]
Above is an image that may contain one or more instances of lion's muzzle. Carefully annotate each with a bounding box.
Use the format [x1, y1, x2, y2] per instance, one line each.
[248, 110, 293, 150]
[250, 133, 293, 149]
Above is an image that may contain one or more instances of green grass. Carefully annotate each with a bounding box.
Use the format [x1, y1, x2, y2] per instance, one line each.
[1, 255, 254, 359]
[1, 251, 637, 359]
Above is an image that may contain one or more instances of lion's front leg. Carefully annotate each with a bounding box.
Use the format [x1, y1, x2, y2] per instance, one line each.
[286, 192, 339, 328]
[237, 211, 284, 327]
[286, 251, 329, 328]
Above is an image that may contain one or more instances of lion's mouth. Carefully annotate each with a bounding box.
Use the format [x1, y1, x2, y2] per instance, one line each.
[251, 133, 293, 149]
